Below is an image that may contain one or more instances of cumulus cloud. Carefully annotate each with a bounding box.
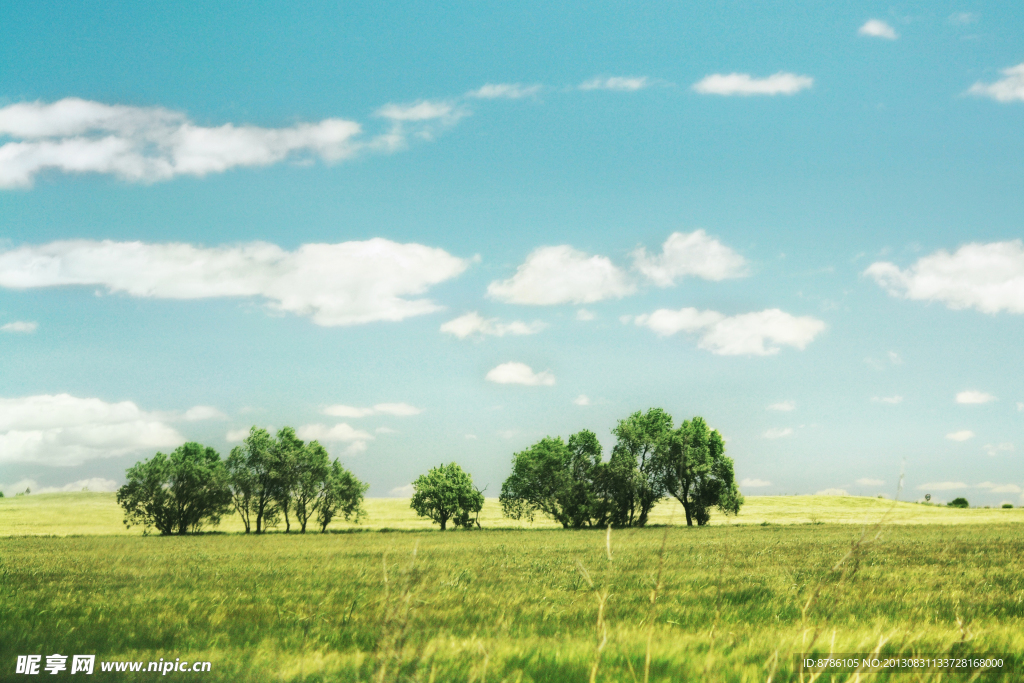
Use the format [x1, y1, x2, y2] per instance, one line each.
[296, 422, 373, 455]
[634, 307, 826, 356]
[767, 401, 795, 412]
[816, 488, 849, 496]
[946, 430, 975, 442]
[467, 83, 542, 99]
[858, 19, 899, 39]
[0, 394, 184, 466]
[957, 390, 996, 404]
[440, 312, 545, 339]
[865, 240, 1024, 314]
[632, 230, 748, 286]
[485, 362, 555, 386]
[0, 238, 468, 326]
[323, 403, 421, 418]
[573, 394, 591, 406]
[1, 320, 37, 333]
[968, 63, 1024, 102]
[0, 98, 379, 188]
[740, 478, 772, 488]
[487, 245, 635, 305]
[857, 478, 886, 486]
[692, 72, 813, 96]
[984, 442, 1014, 457]
[579, 76, 650, 91]
[872, 395, 904, 404]
[917, 481, 966, 491]
[763, 427, 794, 439]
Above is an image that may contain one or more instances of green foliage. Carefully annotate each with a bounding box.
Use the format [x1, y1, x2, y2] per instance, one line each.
[606, 408, 674, 527]
[271, 426, 305, 532]
[658, 416, 744, 526]
[411, 463, 484, 530]
[948, 497, 970, 509]
[226, 427, 279, 533]
[116, 442, 232, 535]
[499, 430, 605, 528]
[316, 460, 369, 532]
[1003, 503, 1014, 509]
[292, 441, 330, 533]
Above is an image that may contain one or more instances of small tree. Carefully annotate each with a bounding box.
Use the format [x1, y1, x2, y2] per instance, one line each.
[411, 463, 484, 530]
[117, 442, 232, 535]
[656, 416, 743, 526]
[948, 497, 969, 509]
[316, 460, 368, 532]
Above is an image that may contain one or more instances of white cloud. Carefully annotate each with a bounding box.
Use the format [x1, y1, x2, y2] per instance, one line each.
[857, 478, 886, 486]
[858, 19, 899, 39]
[946, 430, 975, 442]
[692, 72, 813, 96]
[865, 240, 1024, 314]
[917, 481, 967, 491]
[375, 99, 465, 124]
[1018, 402, 1024, 412]
[816, 488, 850, 496]
[576, 309, 596, 322]
[0, 393, 184, 466]
[957, 390, 996, 404]
[323, 403, 421, 418]
[388, 483, 415, 497]
[0, 238, 468, 326]
[968, 63, 1024, 102]
[225, 429, 250, 442]
[0, 98, 377, 188]
[740, 478, 772, 488]
[763, 427, 793, 439]
[375, 427, 397, 434]
[485, 362, 555, 386]
[1, 320, 37, 333]
[888, 351, 902, 365]
[579, 76, 650, 92]
[634, 307, 826, 356]
[949, 12, 978, 25]
[467, 83, 542, 99]
[296, 422, 373, 455]
[487, 245, 635, 305]
[872, 395, 904, 404]
[183, 405, 227, 421]
[984, 442, 1014, 457]
[976, 481, 1022, 494]
[497, 429, 519, 439]
[440, 312, 545, 339]
[36, 477, 120, 494]
[632, 230, 748, 286]
[464, 434, 478, 440]
[767, 401, 795, 412]
[573, 394, 591, 406]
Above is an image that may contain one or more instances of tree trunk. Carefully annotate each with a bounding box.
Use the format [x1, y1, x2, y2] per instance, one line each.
[683, 502, 693, 527]
[440, 516, 447, 531]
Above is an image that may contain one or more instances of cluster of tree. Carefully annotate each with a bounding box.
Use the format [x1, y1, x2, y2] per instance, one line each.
[116, 427, 367, 535]
[500, 408, 743, 528]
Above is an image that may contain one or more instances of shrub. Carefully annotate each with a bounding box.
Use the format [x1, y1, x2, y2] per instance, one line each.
[1002, 503, 1014, 509]
[947, 497, 969, 509]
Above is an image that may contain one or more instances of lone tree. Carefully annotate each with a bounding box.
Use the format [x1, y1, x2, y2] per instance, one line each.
[410, 462, 484, 530]
[656, 416, 743, 526]
[947, 497, 970, 509]
[500, 430, 607, 528]
[117, 442, 232, 535]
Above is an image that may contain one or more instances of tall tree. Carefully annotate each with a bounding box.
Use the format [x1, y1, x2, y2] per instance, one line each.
[316, 460, 368, 532]
[606, 408, 673, 527]
[117, 442, 232, 535]
[292, 441, 330, 533]
[272, 426, 305, 533]
[229, 427, 278, 533]
[410, 463, 484, 530]
[657, 417, 743, 526]
[225, 445, 255, 533]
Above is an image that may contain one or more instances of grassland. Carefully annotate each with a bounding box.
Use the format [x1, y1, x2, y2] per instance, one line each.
[2, 493, 1023, 681]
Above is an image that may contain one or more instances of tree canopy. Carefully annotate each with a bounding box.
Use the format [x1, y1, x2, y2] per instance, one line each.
[657, 416, 743, 526]
[410, 463, 484, 530]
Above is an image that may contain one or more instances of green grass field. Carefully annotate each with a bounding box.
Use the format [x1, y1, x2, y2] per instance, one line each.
[2, 493, 1023, 681]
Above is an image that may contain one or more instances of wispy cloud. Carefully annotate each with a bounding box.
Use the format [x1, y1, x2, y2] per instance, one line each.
[485, 362, 555, 386]
[692, 72, 813, 96]
[968, 64, 1024, 102]
[957, 390, 996, 404]
[440, 312, 545, 339]
[984, 442, 1014, 457]
[579, 76, 650, 92]
[741, 478, 772, 488]
[816, 488, 849, 496]
[573, 394, 591, 406]
[763, 427, 794, 439]
[0, 238, 468, 326]
[946, 430, 975, 442]
[767, 401, 795, 412]
[0, 320, 37, 333]
[466, 83, 542, 99]
[576, 309, 595, 321]
[865, 240, 1024, 314]
[323, 403, 422, 418]
[634, 307, 826, 356]
[872, 395, 904, 405]
[488, 245, 634, 305]
[917, 481, 966, 491]
[948, 12, 978, 25]
[858, 19, 899, 39]
[976, 481, 1021, 494]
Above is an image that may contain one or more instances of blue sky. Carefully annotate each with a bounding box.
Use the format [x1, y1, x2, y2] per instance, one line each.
[1, 2, 1023, 506]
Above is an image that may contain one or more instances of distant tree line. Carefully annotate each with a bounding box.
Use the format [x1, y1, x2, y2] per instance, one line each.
[116, 427, 367, 535]
[500, 408, 743, 528]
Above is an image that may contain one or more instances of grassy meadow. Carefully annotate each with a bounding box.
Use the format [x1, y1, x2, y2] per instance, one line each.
[2, 493, 1023, 681]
